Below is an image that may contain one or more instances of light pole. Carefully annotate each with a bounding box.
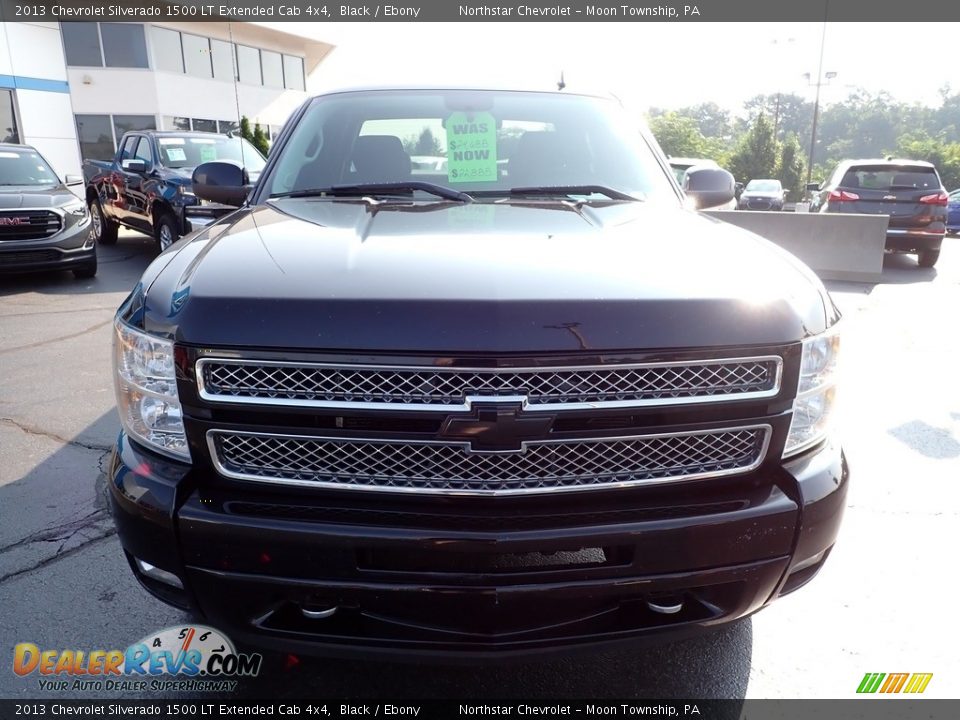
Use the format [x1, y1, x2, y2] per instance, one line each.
[805, 14, 835, 185]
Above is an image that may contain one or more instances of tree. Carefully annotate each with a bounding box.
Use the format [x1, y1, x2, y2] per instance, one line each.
[893, 132, 960, 190]
[251, 123, 270, 157]
[727, 114, 778, 184]
[239, 116, 270, 157]
[647, 111, 712, 159]
[403, 127, 443, 156]
[776, 133, 807, 200]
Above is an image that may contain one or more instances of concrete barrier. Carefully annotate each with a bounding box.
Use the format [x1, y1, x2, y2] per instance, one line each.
[704, 210, 888, 283]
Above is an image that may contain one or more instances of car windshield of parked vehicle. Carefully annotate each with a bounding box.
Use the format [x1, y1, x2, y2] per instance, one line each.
[840, 165, 941, 191]
[0, 148, 59, 186]
[745, 179, 781, 192]
[263, 90, 676, 202]
[156, 135, 267, 173]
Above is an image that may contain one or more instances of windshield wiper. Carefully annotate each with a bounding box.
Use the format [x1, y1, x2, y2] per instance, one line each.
[270, 181, 473, 203]
[492, 185, 638, 201]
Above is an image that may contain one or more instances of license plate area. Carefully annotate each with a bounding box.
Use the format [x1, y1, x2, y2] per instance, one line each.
[357, 545, 633, 575]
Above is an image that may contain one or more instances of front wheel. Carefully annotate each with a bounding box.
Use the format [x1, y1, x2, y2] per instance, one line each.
[88, 197, 118, 246]
[154, 213, 179, 253]
[917, 248, 940, 268]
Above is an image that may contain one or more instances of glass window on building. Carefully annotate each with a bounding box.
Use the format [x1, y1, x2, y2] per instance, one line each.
[162, 116, 192, 132]
[261, 50, 284, 89]
[75, 115, 115, 160]
[235, 44, 262, 85]
[283, 55, 305, 91]
[100, 23, 148, 68]
[182, 33, 212, 78]
[150, 26, 183, 73]
[219, 120, 239, 136]
[62, 22, 103, 67]
[210, 39, 234, 81]
[0, 90, 19, 144]
[192, 118, 217, 133]
[113, 115, 156, 141]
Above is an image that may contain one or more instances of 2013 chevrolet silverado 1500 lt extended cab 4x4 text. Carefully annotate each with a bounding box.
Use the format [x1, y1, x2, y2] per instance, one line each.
[83, 130, 266, 252]
[108, 88, 847, 660]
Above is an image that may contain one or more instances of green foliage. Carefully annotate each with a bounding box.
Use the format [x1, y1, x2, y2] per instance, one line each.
[647, 111, 728, 164]
[776, 133, 807, 199]
[727, 114, 778, 184]
[251, 123, 270, 157]
[893, 132, 960, 190]
[403, 127, 443, 156]
[239, 116, 270, 157]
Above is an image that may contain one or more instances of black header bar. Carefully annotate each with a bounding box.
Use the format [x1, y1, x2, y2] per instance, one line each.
[0, 0, 959, 22]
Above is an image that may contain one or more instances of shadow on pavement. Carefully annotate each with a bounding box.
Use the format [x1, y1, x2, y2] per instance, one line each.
[0, 233, 155, 298]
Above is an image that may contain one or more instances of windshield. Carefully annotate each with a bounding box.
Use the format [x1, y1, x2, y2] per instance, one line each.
[0, 148, 59, 186]
[746, 179, 781, 192]
[156, 135, 267, 173]
[262, 90, 676, 201]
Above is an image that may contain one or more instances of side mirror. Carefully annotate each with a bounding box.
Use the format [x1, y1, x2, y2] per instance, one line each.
[121, 159, 147, 173]
[805, 182, 821, 192]
[64, 174, 84, 186]
[684, 166, 736, 210]
[192, 161, 251, 207]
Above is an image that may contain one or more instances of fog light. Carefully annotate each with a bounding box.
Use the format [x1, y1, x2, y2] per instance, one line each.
[135, 558, 184, 589]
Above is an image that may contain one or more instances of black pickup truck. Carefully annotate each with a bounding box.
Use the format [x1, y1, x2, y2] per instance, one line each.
[83, 131, 265, 252]
[108, 87, 847, 660]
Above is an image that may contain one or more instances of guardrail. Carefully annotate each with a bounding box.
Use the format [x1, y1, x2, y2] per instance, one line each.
[704, 210, 888, 283]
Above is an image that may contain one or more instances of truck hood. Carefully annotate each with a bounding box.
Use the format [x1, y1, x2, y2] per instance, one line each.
[139, 199, 835, 353]
[0, 184, 79, 208]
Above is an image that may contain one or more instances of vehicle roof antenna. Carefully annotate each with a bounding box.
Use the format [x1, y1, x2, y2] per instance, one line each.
[557, 71, 566, 91]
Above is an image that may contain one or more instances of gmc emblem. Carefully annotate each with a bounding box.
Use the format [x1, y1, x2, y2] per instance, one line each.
[0, 216, 29, 226]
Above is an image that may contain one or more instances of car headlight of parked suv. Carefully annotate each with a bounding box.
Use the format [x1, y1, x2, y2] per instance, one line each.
[113, 318, 190, 461]
[784, 325, 840, 457]
[63, 197, 90, 221]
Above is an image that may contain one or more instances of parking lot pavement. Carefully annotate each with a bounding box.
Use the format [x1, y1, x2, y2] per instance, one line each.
[1, 231, 958, 699]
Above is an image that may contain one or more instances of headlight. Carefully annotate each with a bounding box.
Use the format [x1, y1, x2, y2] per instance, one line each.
[784, 326, 840, 457]
[63, 198, 89, 218]
[113, 318, 191, 461]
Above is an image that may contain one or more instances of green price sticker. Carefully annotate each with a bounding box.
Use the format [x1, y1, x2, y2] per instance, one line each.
[199, 144, 217, 163]
[445, 111, 498, 183]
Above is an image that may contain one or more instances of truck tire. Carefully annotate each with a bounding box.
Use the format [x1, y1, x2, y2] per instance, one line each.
[917, 248, 940, 268]
[154, 213, 179, 252]
[89, 197, 118, 246]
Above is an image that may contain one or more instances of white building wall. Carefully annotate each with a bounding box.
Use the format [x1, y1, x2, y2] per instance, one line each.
[0, 22, 82, 178]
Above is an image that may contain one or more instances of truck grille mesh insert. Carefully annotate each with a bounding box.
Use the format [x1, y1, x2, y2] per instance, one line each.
[208, 427, 770, 495]
[198, 357, 780, 410]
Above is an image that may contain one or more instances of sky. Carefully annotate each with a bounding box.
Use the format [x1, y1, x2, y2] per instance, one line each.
[264, 22, 956, 114]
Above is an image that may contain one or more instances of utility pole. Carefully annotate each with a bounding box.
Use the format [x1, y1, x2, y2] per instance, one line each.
[806, 9, 832, 185]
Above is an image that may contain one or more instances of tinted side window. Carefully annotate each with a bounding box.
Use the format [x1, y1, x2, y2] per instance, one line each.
[119, 135, 138, 161]
[134, 137, 153, 165]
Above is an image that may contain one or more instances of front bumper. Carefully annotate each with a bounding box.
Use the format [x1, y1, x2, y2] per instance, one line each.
[108, 432, 848, 660]
[0, 221, 95, 274]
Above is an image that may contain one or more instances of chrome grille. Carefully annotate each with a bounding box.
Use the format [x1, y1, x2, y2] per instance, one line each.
[197, 357, 782, 411]
[208, 426, 770, 496]
[0, 210, 62, 241]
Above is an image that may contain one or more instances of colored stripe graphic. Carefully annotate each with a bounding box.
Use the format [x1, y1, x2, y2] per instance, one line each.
[857, 673, 885, 693]
[903, 673, 933, 694]
[880, 673, 909, 693]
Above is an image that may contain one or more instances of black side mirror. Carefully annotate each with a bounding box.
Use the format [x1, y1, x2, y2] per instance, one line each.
[805, 182, 822, 192]
[684, 166, 736, 210]
[121, 159, 147, 173]
[192, 161, 251, 207]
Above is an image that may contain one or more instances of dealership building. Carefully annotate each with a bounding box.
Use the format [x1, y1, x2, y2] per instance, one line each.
[0, 21, 333, 177]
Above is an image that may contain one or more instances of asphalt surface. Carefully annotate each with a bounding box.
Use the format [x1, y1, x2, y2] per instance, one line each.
[1, 229, 958, 700]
